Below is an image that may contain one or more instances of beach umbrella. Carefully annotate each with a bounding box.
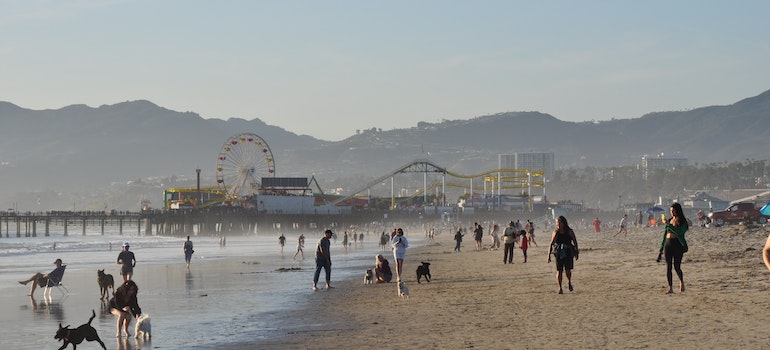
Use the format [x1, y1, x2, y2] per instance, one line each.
[760, 202, 770, 216]
[645, 206, 666, 215]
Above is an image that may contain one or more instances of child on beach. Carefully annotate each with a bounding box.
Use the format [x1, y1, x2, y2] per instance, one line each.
[520, 230, 529, 263]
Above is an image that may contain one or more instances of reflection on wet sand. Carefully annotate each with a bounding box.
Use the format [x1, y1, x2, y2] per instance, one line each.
[26, 295, 65, 322]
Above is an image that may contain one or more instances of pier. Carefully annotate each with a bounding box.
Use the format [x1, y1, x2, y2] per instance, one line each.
[0, 211, 142, 237]
[0, 208, 367, 238]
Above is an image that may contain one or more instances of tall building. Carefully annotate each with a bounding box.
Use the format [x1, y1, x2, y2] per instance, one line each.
[642, 153, 688, 180]
[498, 152, 555, 180]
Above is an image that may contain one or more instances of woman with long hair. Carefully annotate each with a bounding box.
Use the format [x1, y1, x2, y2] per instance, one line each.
[109, 280, 142, 337]
[659, 202, 689, 294]
[392, 228, 409, 281]
[547, 216, 579, 294]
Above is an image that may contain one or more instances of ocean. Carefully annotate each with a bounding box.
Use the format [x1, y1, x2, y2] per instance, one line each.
[0, 228, 409, 349]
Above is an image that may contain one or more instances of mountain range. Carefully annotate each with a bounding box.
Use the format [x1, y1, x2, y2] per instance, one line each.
[2, 89, 769, 211]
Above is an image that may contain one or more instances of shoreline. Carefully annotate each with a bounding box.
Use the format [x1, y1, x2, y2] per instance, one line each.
[248, 225, 770, 349]
[0, 233, 386, 349]
[4, 225, 770, 349]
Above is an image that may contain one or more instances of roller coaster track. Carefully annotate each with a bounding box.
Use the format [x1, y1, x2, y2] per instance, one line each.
[331, 158, 545, 206]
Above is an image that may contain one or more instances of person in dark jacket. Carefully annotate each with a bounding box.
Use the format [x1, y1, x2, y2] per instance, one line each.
[110, 280, 142, 337]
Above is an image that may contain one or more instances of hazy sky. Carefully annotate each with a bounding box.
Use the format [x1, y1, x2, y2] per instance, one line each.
[2, 1, 769, 141]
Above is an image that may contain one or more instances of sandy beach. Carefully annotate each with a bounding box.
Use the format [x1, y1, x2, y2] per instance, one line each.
[252, 224, 770, 349]
[3, 224, 770, 349]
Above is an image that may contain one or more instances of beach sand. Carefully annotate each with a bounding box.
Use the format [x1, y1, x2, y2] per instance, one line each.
[252, 224, 770, 349]
[4, 225, 770, 349]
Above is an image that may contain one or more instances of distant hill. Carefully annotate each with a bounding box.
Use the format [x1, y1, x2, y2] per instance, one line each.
[1, 90, 769, 210]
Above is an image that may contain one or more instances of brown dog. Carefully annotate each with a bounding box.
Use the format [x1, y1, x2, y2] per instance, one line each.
[97, 269, 114, 300]
[55, 309, 106, 350]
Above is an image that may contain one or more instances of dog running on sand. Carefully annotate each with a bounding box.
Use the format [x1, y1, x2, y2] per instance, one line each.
[97, 269, 114, 300]
[55, 309, 106, 350]
[416, 262, 431, 283]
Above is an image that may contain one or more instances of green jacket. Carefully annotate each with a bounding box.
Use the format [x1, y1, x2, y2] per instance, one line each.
[659, 222, 688, 252]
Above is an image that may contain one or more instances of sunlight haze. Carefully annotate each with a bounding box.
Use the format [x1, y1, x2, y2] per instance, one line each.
[1, 0, 768, 140]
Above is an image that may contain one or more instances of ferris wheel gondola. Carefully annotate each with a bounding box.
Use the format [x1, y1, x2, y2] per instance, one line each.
[215, 133, 275, 200]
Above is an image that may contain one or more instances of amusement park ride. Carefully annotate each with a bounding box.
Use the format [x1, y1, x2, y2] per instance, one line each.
[163, 133, 546, 213]
[164, 132, 275, 209]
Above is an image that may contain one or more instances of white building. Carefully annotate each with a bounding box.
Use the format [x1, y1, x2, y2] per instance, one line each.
[642, 153, 688, 180]
[498, 152, 555, 181]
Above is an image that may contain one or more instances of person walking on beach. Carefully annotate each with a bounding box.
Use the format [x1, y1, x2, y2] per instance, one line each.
[525, 219, 538, 246]
[592, 217, 602, 233]
[503, 221, 517, 264]
[293, 235, 305, 260]
[18, 258, 66, 296]
[454, 228, 464, 252]
[184, 236, 194, 269]
[489, 224, 501, 250]
[613, 214, 629, 237]
[342, 232, 349, 252]
[279, 233, 286, 254]
[659, 202, 689, 294]
[473, 222, 484, 251]
[380, 231, 389, 251]
[116, 242, 136, 282]
[109, 280, 142, 338]
[547, 216, 579, 294]
[359, 233, 364, 248]
[392, 228, 409, 280]
[312, 229, 334, 291]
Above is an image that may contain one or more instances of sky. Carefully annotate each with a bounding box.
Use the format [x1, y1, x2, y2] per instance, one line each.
[2, 1, 769, 141]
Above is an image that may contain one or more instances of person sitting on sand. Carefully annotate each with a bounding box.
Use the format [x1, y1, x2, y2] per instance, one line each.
[375, 254, 393, 283]
[18, 258, 66, 296]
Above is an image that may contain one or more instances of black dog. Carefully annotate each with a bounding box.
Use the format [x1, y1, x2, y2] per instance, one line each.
[55, 309, 106, 350]
[97, 269, 114, 300]
[416, 262, 431, 283]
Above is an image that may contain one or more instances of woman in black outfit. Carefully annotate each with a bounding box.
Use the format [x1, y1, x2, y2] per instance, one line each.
[547, 216, 579, 294]
[110, 280, 142, 337]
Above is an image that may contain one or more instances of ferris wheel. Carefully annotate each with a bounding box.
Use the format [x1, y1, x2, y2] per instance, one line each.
[215, 133, 275, 199]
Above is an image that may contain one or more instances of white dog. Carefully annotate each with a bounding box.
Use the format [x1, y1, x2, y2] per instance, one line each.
[134, 313, 152, 340]
[397, 280, 409, 299]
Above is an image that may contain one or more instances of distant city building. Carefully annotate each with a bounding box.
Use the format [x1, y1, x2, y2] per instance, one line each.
[642, 153, 688, 180]
[498, 152, 555, 181]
